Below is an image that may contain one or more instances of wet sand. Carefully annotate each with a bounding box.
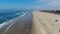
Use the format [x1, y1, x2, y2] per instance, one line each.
[1, 13, 32, 34]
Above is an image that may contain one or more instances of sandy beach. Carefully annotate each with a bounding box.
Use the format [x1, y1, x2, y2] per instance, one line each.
[32, 11, 60, 34]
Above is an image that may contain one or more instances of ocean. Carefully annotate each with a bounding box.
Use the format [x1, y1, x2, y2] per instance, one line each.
[0, 10, 24, 24]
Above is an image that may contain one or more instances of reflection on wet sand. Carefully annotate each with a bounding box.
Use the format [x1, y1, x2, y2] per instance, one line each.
[1, 13, 32, 34]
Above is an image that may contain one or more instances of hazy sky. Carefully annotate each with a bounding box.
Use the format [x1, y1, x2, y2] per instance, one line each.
[36, 0, 60, 10]
[0, 0, 60, 10]
[0, 0, 36, 9]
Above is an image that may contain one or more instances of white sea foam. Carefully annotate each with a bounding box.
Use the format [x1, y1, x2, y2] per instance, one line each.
[0, 19, 15, 29]
[0, 11, 26, 32]
[5, 12, 26, 31]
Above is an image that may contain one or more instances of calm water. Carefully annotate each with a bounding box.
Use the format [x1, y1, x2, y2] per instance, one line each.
[0, 10, 24, 24]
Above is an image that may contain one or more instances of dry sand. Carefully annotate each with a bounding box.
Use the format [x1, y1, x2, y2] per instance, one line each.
[32, 11, 60, 34]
